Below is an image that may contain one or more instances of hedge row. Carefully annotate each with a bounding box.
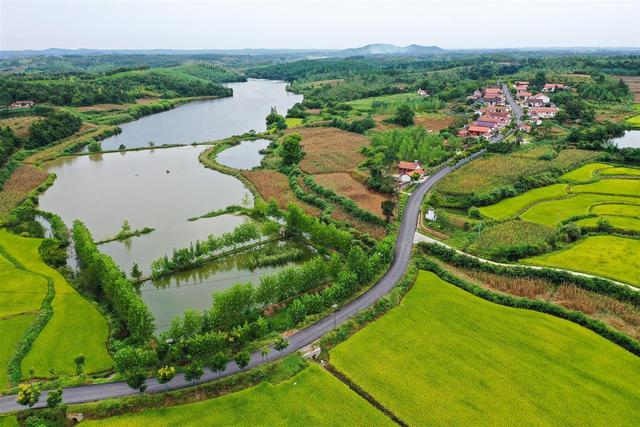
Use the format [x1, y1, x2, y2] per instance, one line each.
[417, 242, 640, 307]
[72, 220, 154, 343]
[416, 256, 640, 356]
[287, 168, 331, 213]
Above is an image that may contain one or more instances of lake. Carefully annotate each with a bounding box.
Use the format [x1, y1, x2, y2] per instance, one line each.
[142, 240, 314, 331]
[39, 79, 301, 276]
[99, 79, 302, 150]
[216, 139, 271, 169]
[610, 130, 640, 148]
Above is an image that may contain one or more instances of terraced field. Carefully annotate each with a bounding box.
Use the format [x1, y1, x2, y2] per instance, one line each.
[331, 271, 640, 425]
[83, 365, 393, 427]
[480, 164, 640, 228]
[523, 235, 640, 287]
[0, 230, 112, 379]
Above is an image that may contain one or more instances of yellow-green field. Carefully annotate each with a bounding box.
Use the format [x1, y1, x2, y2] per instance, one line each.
[285, 117, 303, 127]
[571, 179, 640, 197]
[478, 183, 568, 219]
[83, 365, 393, 427]
[599, 166, 640, 176]
[0, 230, 112, 379]
[0, 255, 47, 318]
[575, 215, 640, 232]
[560, 162, 611, 182]
[523, 235, 640, 287]
[0, 315, 35, 388]
[331, 271, 640, 425]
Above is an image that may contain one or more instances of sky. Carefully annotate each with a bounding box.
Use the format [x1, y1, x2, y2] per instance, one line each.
[1, 0, 639, 51]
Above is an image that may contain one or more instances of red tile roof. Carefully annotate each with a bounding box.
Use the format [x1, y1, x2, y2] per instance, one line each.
[468, 125, 492, 133]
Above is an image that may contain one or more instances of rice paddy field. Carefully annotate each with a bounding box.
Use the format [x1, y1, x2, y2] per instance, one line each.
[0, 315, 35, 388]
[480, 164, 640, 227]
[83, 365, 394, 427]
[465, 220, 556, 259]
[331, 271, 640, 426]
[0, 230, 112, 379]
[434, 148, 599, 201]
[575, 215, 640, 231]
[522, 235, 640, 287]
[478, 183, 568, 220]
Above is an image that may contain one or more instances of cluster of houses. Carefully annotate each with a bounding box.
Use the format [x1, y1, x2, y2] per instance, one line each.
[513, 80, 564, 124]
[458, 85, 512, 138]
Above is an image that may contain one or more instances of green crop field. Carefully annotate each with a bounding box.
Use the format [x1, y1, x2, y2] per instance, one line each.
[0, 230, 112, 378]
[599, 166, 640, 176]
[519, 194, 640, 226]
[465, 220, 556, 259]
[83, 365, 393, 427]
[0, 315, 35, 388]
[523, 235, 640, 287]
[285, 117, 303, 127]
[592, 203, 640, 217]
[571, 179, 640, 197]
[331, 271, 640, 426]
[575, 215, 640, 231]
[347, 93, 420, 111]
[560, 162, 611, 182]
[478, 183, 568, 220]
[435, 148, 599, 200]
[0, 255, 47, 318]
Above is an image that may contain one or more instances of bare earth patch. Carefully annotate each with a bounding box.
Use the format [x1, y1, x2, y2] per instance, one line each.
[0, 116, 43, 138]
[313, 172, 389, 218]
[616, 76, 640, 102]
[414, 113, 455, 131]
[289, 127, 368, 175]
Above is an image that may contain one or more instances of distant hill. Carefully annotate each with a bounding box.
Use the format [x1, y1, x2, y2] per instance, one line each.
[0, 44, 446, 59]
[338, 44, 446, 56]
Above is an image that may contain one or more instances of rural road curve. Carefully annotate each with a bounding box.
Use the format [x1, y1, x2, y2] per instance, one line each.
[0, 151, 485, 413]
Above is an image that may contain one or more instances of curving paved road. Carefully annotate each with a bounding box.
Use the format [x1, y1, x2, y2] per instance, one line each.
[0, 151, 485, 414]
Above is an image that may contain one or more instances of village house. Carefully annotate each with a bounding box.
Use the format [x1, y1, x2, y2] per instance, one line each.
[515, 81, 529, 86]
[398, 161, 425, 176]
[542, 83, 567, 92]
[417, 88, 429, 97]
[529, 106, 559, 119]
[530, 93, 550, 104]
[515, 84, 528, 92]
[516, 91, 532, 100]
[467, 125, 493, 137]
[526, 97, 545, 107]
[518, 123, 532, 133]
[9, 100, 34, 109]
[472, 89, 483, 99]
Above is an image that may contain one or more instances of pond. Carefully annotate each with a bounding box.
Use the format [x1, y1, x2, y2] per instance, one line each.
[99, 79, 302, 150]
[39, 146, 251, 274]
[610, 130, 640, 148]
[216, 139, 271, 169]
[141, 240, 315, 331]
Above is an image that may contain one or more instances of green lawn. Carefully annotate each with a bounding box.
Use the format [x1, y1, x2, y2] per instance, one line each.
[560, 162, 611, 182]
[83, 365, 393, 427]
[331, 271, 640, 426]
[0, 254, 47, 318]
[285, 117, 303, 127]
[571, 179, 640, 197]
[576, 215, 640, 231]
[347, 93, 420, 111]
[522, 235, 640, 287]
[478, 183, 568, 220]
[520, 193, 640, 226]
[0, 230, 112, 378]
[0, 315, 35, 388]
[599, 166, 640, 177]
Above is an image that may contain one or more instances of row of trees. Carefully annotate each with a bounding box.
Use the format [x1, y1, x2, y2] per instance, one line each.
[72, 220, 154, 343]
[150, 222, 263, 278]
